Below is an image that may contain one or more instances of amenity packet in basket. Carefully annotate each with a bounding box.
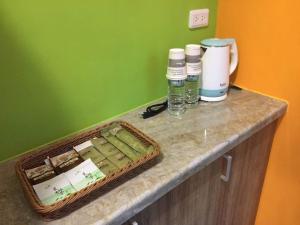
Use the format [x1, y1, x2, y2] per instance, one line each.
[49, 150, 82, 173]
[91, 137, 119, 157]
[25, 164, 56, 184]
[109, 124, 154, 154]
[96, 159, 118, 175]
[65, 159, 106, 191]
[74, 140, 106, 165]
[107, 152, 132, 168]
[101, 128, 142, 161]
[74, 140, 118, 175]
[33, 173, 76, 205]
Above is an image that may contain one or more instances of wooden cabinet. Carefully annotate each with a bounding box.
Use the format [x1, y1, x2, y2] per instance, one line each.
[217, 121, 276, 225]
[124, 121, 277, 225]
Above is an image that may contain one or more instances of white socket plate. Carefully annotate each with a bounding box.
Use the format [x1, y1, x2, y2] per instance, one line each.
[189, 9, 209, 29]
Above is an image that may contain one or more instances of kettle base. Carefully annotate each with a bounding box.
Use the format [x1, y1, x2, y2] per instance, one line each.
[201, 94, 227, 102]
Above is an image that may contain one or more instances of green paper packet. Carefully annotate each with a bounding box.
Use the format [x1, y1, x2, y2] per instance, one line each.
[96, 159, 118, 175]
[78, 146, 105, 163]
[111, 125, 154, 154]
[101, 129, 141, 161]
[91, 137, 119, 157]
[108, 152, 132, 168]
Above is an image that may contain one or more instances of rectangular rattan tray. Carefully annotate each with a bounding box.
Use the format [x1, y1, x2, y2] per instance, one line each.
[15, 121, 160, 220]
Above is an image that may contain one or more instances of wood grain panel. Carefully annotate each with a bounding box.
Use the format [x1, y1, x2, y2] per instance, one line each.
[124, 158, 224, 225]
[124, 121, 277, 225]
[218, 122, 277, 225]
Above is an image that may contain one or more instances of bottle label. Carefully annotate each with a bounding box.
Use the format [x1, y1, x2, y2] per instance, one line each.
[186, 62, 201, 75]
[167, 67, 186, 78]
[167, 59, 186, 80]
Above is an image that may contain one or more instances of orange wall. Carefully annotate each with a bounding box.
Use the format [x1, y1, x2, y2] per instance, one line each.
[217, 0, 300, 225]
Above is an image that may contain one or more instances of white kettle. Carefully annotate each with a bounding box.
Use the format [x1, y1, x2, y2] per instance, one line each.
[200, 38, 238, 101]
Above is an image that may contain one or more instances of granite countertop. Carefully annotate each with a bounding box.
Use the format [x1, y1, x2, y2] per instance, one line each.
[0, 89, 287, 225]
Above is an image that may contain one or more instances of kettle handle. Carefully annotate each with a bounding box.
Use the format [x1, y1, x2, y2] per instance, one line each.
[229, 41, 238, 75]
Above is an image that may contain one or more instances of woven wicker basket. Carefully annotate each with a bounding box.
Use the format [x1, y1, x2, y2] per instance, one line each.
[15, 121, 160, 220]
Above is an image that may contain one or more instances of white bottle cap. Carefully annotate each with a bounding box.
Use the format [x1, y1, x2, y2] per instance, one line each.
[169, 48, 185, 60]
[185, 44, 201, 56]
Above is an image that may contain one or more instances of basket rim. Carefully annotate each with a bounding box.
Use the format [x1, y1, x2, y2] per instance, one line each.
[15, 120, 160, 216]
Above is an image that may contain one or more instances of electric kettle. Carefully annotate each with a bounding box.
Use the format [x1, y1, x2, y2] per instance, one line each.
[200, 38, 238, 101]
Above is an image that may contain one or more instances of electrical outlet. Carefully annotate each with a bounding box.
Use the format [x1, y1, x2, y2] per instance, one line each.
[189, 9, 209, 29]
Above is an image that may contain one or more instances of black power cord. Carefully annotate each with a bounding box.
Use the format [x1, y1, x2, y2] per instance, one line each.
[140, 85, 242, 119]
[140, 98, 201, 119]
[140, 100, 168, 119]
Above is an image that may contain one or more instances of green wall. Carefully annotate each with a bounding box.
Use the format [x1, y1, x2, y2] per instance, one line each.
[0, 0, 217, 161]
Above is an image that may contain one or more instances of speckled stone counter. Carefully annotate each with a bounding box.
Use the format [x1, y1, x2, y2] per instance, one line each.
[0, 89, 287, 225]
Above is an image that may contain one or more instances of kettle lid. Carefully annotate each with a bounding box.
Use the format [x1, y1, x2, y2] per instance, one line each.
[200, 38, 235, 47]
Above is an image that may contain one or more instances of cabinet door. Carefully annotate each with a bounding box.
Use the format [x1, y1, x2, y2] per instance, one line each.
[218, 121, 277, 225]
[125, 157, 224, 225]
[125, 121, 277, 225]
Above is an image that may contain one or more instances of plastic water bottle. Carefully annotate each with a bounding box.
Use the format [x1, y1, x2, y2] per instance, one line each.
[166, 48, 187, 117]
[185, 44, 201, 108]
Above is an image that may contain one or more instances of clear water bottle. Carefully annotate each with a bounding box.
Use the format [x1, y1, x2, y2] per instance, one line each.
[166, 48, 187, 117]
[185, 44, 201, 108]
[168, 80, 185, 116]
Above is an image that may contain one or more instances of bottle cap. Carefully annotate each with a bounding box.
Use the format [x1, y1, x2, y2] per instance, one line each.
[185, 44, 201, 56]
[168, 48, 185, 60]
